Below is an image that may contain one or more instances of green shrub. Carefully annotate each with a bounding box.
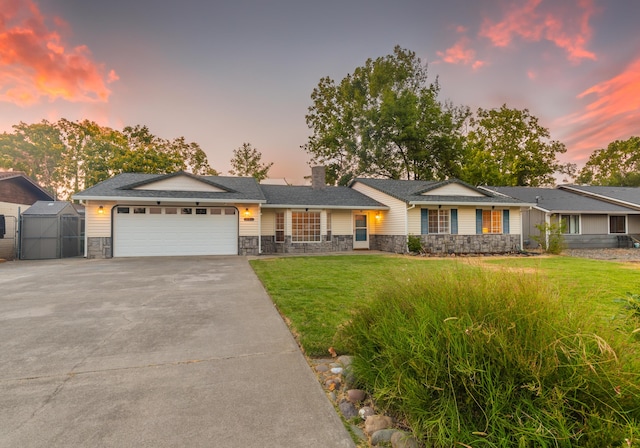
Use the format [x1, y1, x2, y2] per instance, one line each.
[338, 266, 640, 447]
[533, 221, 566, 254]
[407, 235, 423, 253]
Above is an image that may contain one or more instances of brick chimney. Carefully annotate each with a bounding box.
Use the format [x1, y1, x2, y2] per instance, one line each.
[311, 166, 326, 190]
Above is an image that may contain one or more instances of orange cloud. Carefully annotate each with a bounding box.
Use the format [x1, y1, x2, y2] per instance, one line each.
[480, 0, 596, 63]
[557, 58, 640, 161]
[437, 36, 487, 70]
[0, 0, 118, 106]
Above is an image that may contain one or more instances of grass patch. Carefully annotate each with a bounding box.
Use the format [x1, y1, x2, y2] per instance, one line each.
[339, 266, 640, 447]
[251, 254, 640, 446]
[250, 255, 452, 356]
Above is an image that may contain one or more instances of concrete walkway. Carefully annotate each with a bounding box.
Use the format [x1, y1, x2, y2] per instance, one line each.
[0, 257, 354, 447]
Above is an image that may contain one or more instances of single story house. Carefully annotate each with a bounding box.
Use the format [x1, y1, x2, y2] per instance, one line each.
[73, 168, 531, 258]
[485, 186, 640, 249]
[0, 171, 55, 260]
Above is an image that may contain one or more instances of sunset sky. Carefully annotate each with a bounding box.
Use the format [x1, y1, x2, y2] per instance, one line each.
[1, 0, 638, 183]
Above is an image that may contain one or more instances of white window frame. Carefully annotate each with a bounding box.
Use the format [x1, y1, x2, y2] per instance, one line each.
[428, 209, 450, 234]
[291, 211, 321, 242]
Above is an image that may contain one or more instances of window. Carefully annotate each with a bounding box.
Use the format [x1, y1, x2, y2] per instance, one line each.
[224, 208, 236, 215]
[292, 211, 321, 242]
[117, 207, 129, 214]
[133, 207, 146, 214]
[149, 207, 162, 214]
[428, 209, 449, 234]
[561, 214, 580, 234]
[482, 210, 502, 234]
[165, 208, 177, 214]
[326, 212, 332, 241]
[195, 208, 207, 215]
[610, 215, 626, 234]
[210, 208, 222, 215]
[275, 212, 284, 243]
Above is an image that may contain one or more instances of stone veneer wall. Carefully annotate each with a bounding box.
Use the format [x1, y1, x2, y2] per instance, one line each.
[370, 235, 407, 253]
[239, 236, 260, 256]
[260, 235, 353, 254]
[419, 234, 521, 254]
[87, 237, 112, 259]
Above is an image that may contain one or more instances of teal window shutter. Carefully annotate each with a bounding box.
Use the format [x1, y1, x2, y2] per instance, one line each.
[421, 209, 429, 234]
[476, 209, 483, 234]
[450, 209, 458, 234]
[503, 209, 510, 233]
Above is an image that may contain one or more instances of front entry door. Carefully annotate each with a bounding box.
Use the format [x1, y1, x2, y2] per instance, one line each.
[353, 213, 369, 249]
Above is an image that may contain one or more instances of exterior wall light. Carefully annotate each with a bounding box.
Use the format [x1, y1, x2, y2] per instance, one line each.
[98, 205, 104, 214]
[375, 211, 381, 220]
[244, 208, 251, 217]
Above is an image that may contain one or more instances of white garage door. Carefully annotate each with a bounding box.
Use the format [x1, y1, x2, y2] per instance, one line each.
[113, 206, 238, 257]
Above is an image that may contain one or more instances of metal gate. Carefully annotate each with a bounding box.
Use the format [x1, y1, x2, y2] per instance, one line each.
[20, 214, 84, 259]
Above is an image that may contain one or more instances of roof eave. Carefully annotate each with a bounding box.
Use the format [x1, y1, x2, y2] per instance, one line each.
[261, 204, 389, 210]
[73, 195, 266, 204]
[408, 200, 533, 207]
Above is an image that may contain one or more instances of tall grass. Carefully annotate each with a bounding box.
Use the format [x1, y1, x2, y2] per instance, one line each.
[339, 265, 640, 447]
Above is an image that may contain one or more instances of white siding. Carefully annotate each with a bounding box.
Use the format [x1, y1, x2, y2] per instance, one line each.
[331, 210, 352, 234]
[238, 205, 259, 236]
[509, 207, 522, 235]
[457, 207, 477, 235]
[86, 200, 115, 237]
[261, 209, 276, 235]
[351, 182, 406, 234]
[422, 183, 484, 197]
[407, 207, 422, 235]
[134, 175, 225, 192]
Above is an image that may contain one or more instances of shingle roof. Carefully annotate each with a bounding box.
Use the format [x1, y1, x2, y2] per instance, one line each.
[353, 178, 528, 206]
[73, 172, 266, 203]
[22, 201, 79, 216]
[560, 185, 640, 208]
[489, 186, 638, 213]
[260, 185, 387, 209]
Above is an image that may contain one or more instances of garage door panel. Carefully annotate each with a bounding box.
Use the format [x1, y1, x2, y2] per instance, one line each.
[114, 207, 238, 257]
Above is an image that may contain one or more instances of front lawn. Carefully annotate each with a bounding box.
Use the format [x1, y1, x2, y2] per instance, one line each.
[250, 254, 640, 356]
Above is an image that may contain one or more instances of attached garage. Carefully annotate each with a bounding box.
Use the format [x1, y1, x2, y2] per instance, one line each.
[113, 205, 238, 257]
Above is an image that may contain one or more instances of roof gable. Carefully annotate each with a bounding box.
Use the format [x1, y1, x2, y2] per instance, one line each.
[131, 173, 228, 192]
[0, 171, 55, 204]
[419, 182, 486, 197]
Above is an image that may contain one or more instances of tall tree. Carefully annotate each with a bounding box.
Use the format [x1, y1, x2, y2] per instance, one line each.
[0, 120, 217, 198]
[576, 136, 640, 186]
[229, 142, 273, 181]
[460, 105, 567, 186]
[303, 46, 469, 185]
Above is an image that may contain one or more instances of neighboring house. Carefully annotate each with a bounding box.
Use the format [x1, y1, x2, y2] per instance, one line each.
[350, 178, 530, 254]
[0, 171, 55, 260]
[485, 186, 640, 249]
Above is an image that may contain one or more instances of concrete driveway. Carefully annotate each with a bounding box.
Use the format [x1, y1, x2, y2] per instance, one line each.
[0, 257, 354, 448]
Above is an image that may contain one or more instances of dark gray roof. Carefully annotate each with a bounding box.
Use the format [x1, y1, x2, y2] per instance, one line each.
[353, 178, 528, 205]
[560, 185, 640, 208]
[23, 201, 79, 216]
[260, 185, 387, 209]
[73, 172, 266, 203]
[489, 186, 638, 213]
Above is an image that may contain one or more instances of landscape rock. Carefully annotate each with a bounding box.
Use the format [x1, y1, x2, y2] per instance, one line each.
[338, 355, 353, 367]
[338, 400, 358, 419]
[358, 406, 375, 419]
[346, 389, 366, 403]
[350, 424, 367, 442]
[364, 415, 394, 434]
[390, 431, 419, 448]
[371, 428, 397, 445]
[315, 364, 329, 373]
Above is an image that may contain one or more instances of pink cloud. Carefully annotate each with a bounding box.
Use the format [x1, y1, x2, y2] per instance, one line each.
[0, 0, 118, 106]
[436, 36, 487, 70]
[479, 0, 597, 63]
[557, 58, 640, 161]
